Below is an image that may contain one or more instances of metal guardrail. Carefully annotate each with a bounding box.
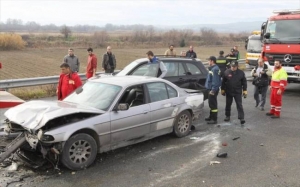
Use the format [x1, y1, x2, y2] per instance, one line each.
[0, 72, 103, 89]
[0, 59, 246, 89]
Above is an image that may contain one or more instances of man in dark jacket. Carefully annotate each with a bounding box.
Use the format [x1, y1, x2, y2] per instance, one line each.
[216, 51, 227, 76]
[205, 56, 221, 124]
[251, 58, 270, 111]
[221, 61, 247, 125]
[102, 46, 116, 73]
[225, 48, 238, 66]
[186, 46, 197, 58]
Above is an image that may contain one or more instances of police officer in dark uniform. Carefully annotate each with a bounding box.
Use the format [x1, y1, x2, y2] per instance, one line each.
[216, 51, 227, 76]
[205, 56, 221, 124]
[225, 48, 238, 69]
[221, 61, 247, 125]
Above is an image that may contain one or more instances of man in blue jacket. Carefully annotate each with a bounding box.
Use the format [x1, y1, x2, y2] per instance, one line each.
[205, 56, 222, 124]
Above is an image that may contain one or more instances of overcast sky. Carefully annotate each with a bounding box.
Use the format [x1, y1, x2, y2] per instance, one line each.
[1, 0, 300, 26]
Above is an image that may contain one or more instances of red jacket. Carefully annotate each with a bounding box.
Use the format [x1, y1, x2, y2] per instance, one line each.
[57, 72, 82, 100]
[86, 54, 97, 73]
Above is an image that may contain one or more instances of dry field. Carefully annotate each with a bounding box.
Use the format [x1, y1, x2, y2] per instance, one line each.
[0, 46, 246, 80]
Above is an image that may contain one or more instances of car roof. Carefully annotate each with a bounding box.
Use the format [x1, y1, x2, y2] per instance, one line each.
[89, 75, 170, 87]
[134, 57, 202, 64]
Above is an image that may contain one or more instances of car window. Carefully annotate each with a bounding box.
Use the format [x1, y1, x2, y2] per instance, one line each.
[164, 62, 186, 77]
[178, 63, 186, 75]
[166, 85, 178, 98]
[146, 82, 169, 102]
[131, 63, 158, 77]
[64, 82, 122, 111]
[118, 84, 145, 107]
[185, 63, 202, 75]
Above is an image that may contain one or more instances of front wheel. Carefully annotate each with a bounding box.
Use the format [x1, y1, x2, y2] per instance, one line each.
[61, 133, 97, 170]
[173, 111, 192, 138]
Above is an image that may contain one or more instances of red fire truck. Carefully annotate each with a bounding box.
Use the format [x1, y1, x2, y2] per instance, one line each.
[260, 9, 300, 83]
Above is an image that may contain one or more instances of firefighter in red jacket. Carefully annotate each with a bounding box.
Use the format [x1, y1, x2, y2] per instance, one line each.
[57, 63, 82, 100]
[266, 60, 288, 118]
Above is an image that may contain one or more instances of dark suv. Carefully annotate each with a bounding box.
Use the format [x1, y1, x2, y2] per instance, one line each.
[113, 56, 209, 99]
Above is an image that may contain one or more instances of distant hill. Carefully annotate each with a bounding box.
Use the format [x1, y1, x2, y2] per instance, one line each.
[156, 21, 264, 33]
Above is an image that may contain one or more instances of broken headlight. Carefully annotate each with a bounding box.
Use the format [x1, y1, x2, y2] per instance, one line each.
[37, 130, 54, 142]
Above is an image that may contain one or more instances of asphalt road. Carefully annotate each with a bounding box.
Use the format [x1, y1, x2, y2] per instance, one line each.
[1, 73, 300, 187]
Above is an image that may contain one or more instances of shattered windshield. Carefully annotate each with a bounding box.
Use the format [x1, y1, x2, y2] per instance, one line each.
[247, 39, 262, 53]
[266, 20, 300, 42]
[64, 82, 122, 111]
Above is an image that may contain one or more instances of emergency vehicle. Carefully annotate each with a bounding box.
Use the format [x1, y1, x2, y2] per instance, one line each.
[260, 9, 300, 83]
[245, 31, 262, 67]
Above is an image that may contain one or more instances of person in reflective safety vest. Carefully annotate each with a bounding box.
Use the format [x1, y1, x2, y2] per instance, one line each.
[266, 60, 288, 118]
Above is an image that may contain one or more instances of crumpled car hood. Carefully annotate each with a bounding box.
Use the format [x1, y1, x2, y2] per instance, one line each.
[4, 100, 103, 130]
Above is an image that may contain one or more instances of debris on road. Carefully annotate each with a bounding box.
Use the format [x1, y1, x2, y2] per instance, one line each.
[260, 144, 264, 146]
[222, 142, 227, 146]
[71, 172, 76, 175]
[247, 128, 251, 131]
[232, 137, 240, 141]
[190, 137, 201, 140]
[210, 161, 221, 165]
[6, 161, 19, 171]
[216, 152, 228, 158]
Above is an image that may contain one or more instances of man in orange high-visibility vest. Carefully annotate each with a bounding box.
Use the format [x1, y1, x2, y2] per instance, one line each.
[266, 60, 288, 118]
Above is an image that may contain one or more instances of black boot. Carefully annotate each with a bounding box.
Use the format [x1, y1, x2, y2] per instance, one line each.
[205, 111, 212, 121]
[205, 117, 211, 121]
[224, 116, 230, 122]
[240, 119, 246, 124]
[207, 112, 217, 124]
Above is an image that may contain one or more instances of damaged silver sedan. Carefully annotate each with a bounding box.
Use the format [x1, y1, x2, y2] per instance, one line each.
[0, 76, 204, 170]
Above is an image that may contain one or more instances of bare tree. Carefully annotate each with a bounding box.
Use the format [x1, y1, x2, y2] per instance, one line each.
[145, 25, 155, 43]
[60, 25, 71, 39]
[93, 31, 109, 47]
[200, 28, 219, 45]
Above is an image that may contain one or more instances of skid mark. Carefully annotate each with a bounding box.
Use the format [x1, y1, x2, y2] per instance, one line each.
[148, 133, 220, 187]
[140, 132, 208, 159]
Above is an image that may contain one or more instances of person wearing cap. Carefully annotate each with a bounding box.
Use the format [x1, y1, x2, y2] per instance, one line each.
[221, 61, 247, 125]
[146, 51, 167, 78]
[204, 56, 221, 124]
[225, 48, 238, 68]
[216, 50, 227, 76]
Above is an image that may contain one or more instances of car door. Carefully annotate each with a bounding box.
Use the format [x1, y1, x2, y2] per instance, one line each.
[163, 61, 188, 88]
[110, 84, 151, 149]
[146, 82, 179, 135]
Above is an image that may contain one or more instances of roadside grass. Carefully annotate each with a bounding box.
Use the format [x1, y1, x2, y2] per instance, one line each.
[9, 84, 57, 100]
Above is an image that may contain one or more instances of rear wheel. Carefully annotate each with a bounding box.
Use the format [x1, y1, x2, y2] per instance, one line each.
[61, 133, 97, 170]
[173, 111, 192, 138]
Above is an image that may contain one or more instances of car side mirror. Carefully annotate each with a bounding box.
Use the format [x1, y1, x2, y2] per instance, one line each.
[264, 32, 270, 39]
[115, 103, 129, 111]
[75, 87, 83, 94]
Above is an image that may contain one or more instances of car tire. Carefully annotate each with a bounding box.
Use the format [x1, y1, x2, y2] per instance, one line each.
[173, 111, 192, 138]
[61, 133, 97, 170]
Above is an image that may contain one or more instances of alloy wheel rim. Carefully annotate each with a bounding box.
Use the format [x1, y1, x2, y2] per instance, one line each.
[69, 140, 92, 164]
[178, 114, 190, 133]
